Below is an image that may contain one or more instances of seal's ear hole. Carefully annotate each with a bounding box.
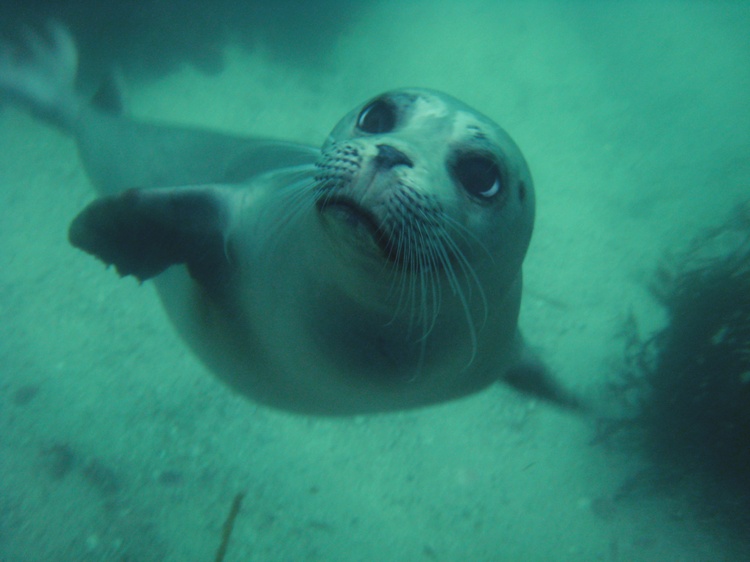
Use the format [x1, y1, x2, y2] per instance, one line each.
[519, 181, 527, 202]
[453, 155, 503, 199]
[357, 98, 397, 134]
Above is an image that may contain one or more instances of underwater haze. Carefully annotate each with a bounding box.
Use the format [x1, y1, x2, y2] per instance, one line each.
[1, 1, 749, 560]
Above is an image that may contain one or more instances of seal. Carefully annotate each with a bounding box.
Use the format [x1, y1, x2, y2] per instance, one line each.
[1, 25, 581, 415]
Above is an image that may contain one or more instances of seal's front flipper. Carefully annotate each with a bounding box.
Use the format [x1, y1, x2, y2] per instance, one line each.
[68, 186, 239, 294]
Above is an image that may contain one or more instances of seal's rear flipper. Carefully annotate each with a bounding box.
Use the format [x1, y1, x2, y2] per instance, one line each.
[90, 69, 125, 115]
[0, 22, 81, 130]
[68, 186, 239, 294]
[501, 361, 586, 413]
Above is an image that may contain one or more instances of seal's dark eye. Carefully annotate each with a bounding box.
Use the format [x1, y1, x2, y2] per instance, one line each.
[454, 155, 502, 199]
[357, 99, 397, 134]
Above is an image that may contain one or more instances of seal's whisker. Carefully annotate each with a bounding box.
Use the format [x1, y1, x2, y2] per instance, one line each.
[441, 228, 489, 333]
[415, 224, 436, 338]
[414, 218, 444, 342]
[415, 229, 443, 342]
[277, 177, 317, 221]
[441, 213, 495, 264]
[426, 229, 444, 332]
[407, 226, 422, 335]
[429, 226, 480, 366]
[261, 172, 319, 252]
[413, 212, 443, 341]
[386, 224, 411, 321]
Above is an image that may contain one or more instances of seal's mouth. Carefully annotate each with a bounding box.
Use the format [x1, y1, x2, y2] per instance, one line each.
[316, 196, 395, 262]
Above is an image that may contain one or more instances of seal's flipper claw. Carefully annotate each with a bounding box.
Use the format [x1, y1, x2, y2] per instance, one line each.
[69, 186, 239, 294]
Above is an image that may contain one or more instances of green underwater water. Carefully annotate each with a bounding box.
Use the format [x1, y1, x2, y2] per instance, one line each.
[1, 1, 749, 560]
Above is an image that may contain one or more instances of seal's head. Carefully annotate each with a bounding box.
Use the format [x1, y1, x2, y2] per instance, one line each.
[313, 89, 534, 339]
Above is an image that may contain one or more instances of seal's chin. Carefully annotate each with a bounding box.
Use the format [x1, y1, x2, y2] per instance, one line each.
[316, 196, 392, 262]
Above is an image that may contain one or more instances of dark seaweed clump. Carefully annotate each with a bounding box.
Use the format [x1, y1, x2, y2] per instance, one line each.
[608, 202, 750, 531]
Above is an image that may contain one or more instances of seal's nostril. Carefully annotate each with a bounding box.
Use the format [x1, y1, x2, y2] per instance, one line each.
[374, 144, 413, 169]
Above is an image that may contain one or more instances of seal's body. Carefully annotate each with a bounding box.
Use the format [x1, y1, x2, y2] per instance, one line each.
[1, 25, 580, 414]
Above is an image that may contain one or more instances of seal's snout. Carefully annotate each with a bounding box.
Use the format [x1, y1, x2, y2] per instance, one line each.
[374, 144, 413, 169]
[317, 195, 380, 234]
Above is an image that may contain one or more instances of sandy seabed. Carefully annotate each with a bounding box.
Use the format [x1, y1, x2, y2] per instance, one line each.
[2, 1, 749, 560]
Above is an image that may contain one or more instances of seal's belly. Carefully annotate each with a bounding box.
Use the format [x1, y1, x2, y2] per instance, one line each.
[153, 267, 502, 415]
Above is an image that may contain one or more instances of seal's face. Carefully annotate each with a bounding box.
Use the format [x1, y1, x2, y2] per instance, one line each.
[315, 88, 534, 287]
[310, 89, 535, 352]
